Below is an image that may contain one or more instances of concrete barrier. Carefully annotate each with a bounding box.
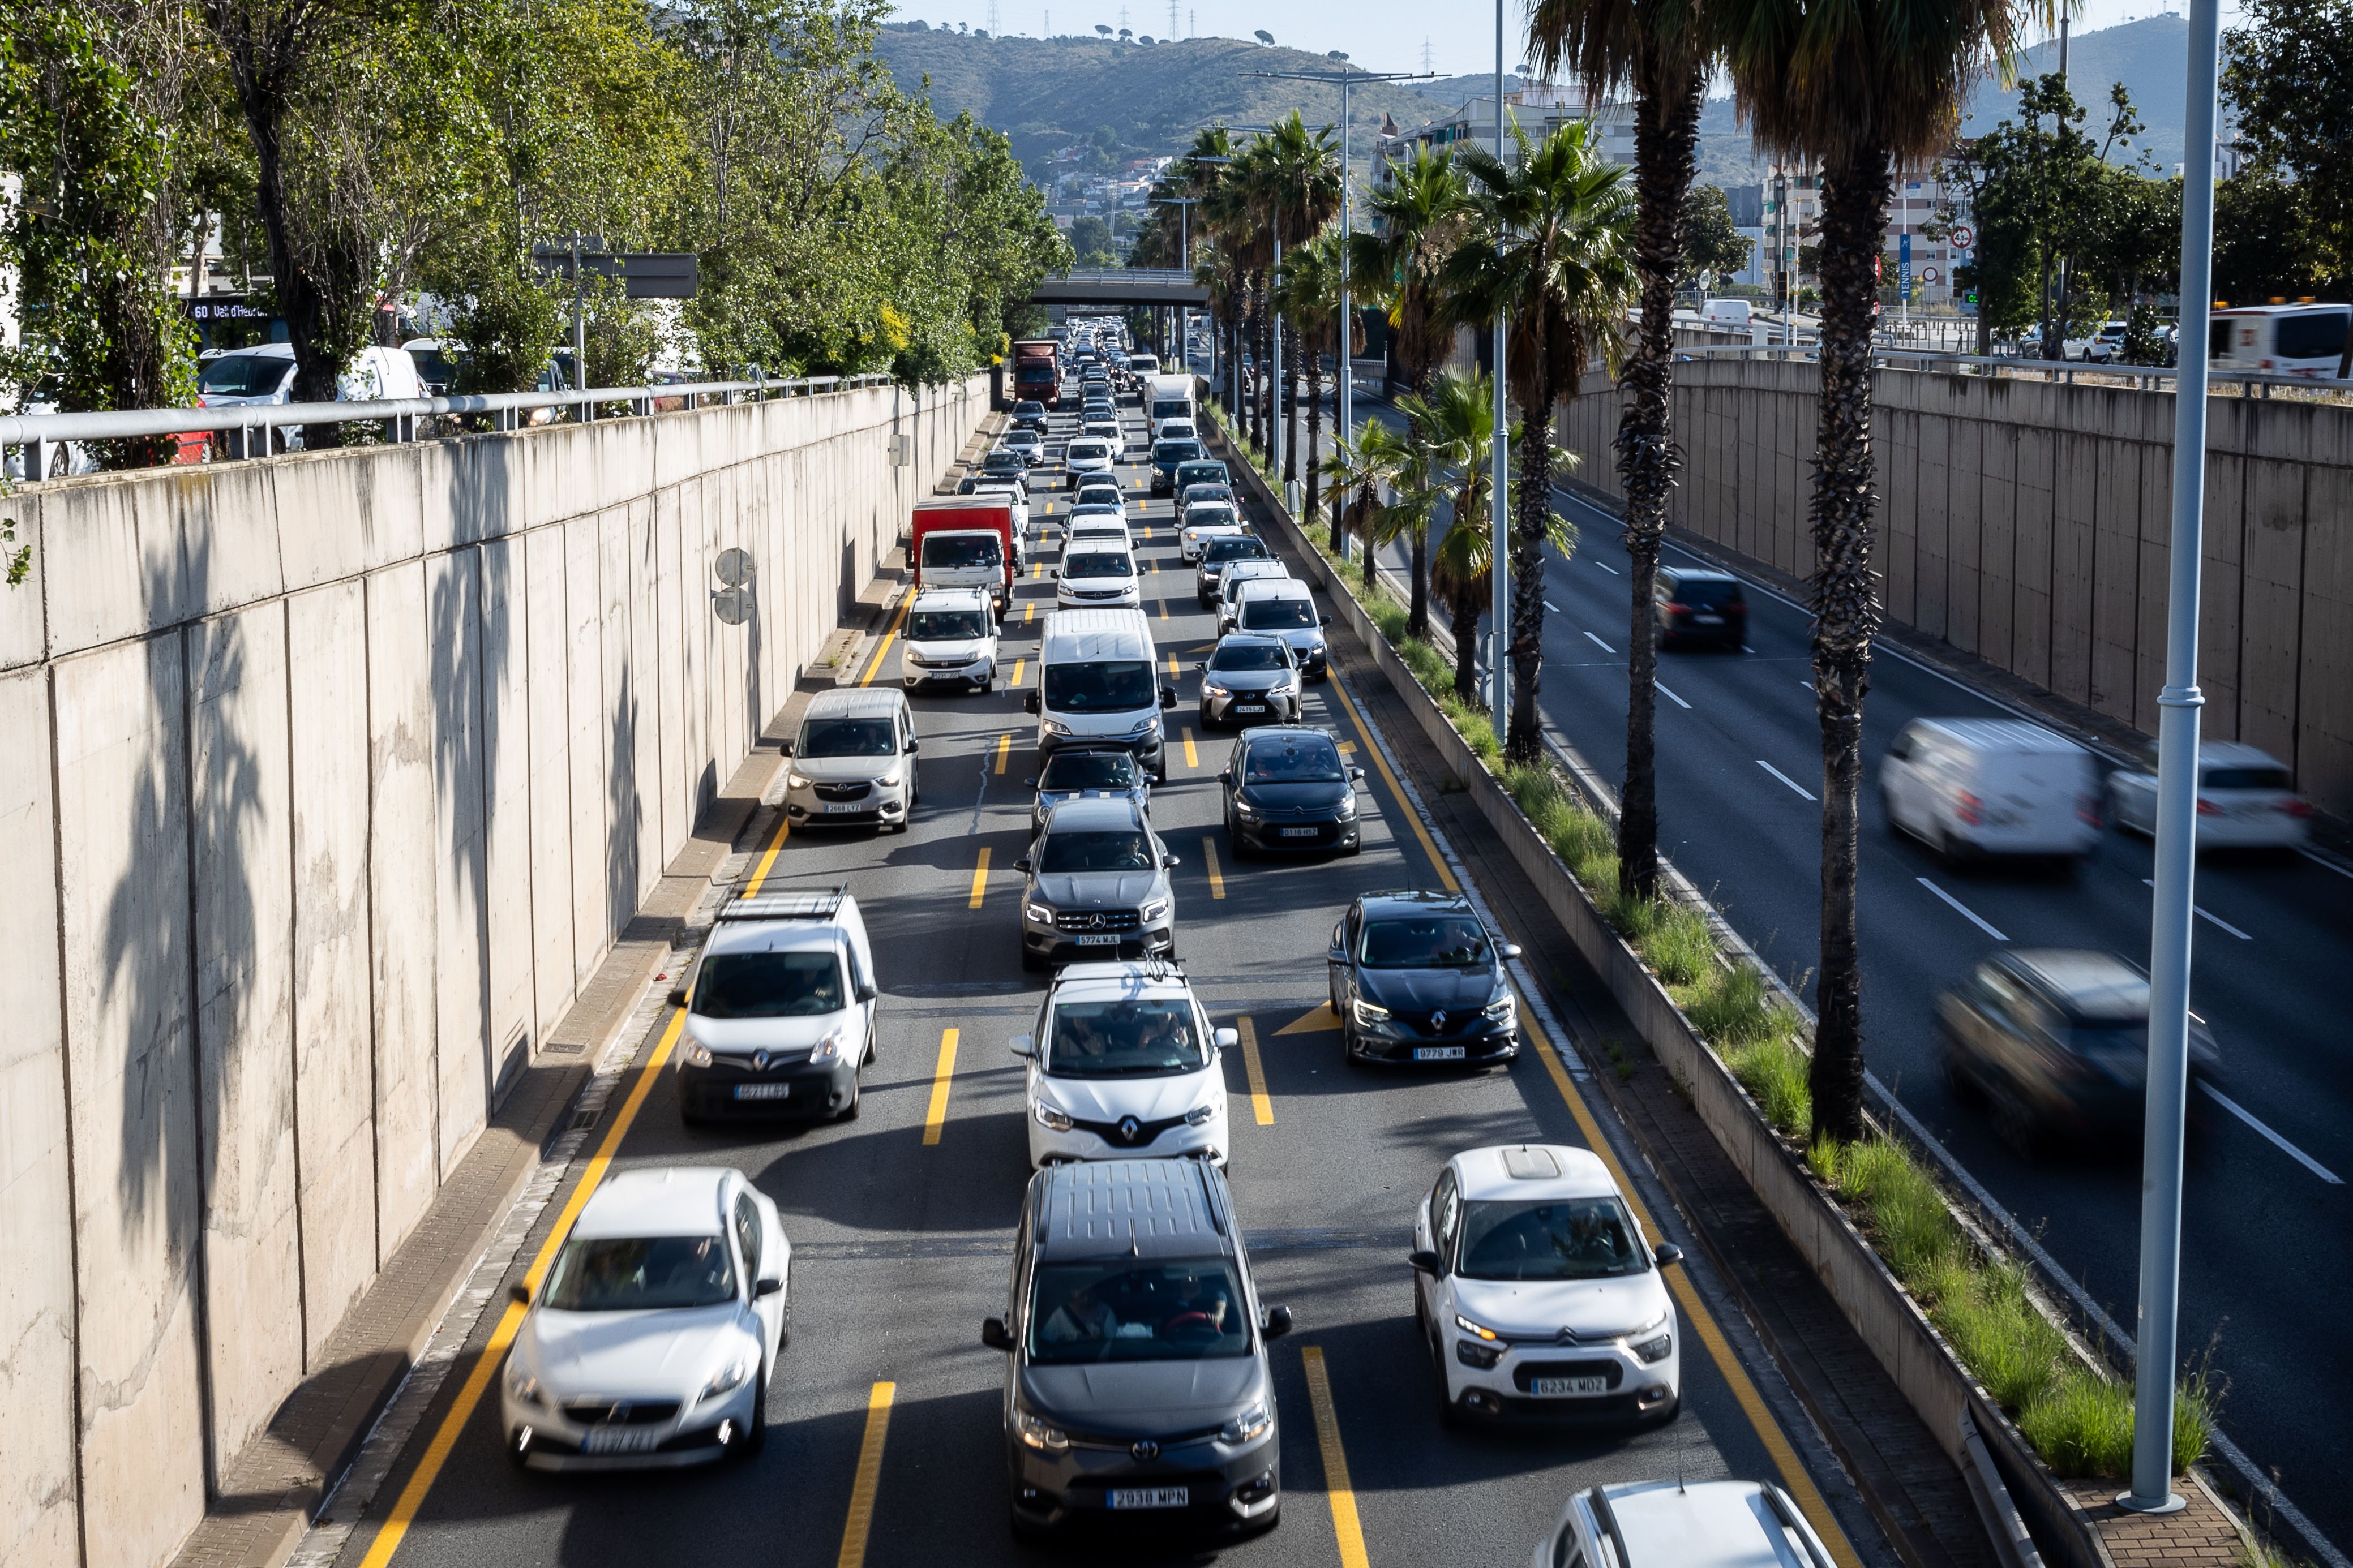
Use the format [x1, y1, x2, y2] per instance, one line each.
[0, 377, 985, 1568]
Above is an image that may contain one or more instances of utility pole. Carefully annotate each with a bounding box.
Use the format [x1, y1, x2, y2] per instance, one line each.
[1488, 4, 1510, 726]
[2121, 0, 2217, 1518]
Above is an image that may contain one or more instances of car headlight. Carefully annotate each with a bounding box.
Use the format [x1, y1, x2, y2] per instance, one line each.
[1220, 1401, 1272, 1445]
[1139, 898, 1170, 922]
[1633, 1332, 1674, 1364]
[505, 1363, 543, 1407]
[1483, 993, 1516, 1023]
[1032, 1099, 1074, 1132]
[808, 1025, 850, 1064]
[1233, 800, 1259, 820]
[1043, 719, 1073, 737]
[1013, 1406, 1070, 1452]
[1352, 998, 1390, 1026]
[786, 770, 811, 790]
[1025, 901, 1055, 925]
[1126, 718, 1156, 737]
[1203, 682, 1231, 698]
[1184, 1101, 1219, 1127]
[1335, 794, 1358, 819]
[679, 1037, 714, 1068]
[700, 1355, 753, 1402]
[1454, 1312, 1502, 1343]
[879, 771, 902, 787]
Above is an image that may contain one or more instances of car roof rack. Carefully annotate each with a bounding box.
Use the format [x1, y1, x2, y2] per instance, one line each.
[1588, 1485, 1635, 1568]
[718, 884, 847, 922]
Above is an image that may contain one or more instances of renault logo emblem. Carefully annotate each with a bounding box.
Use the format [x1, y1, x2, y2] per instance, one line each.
[752, 1050, 769, 1071]
[1130, 1439, 1160, 1461]
[1118, 1115, 1142, 1141]
[1431, 1011, 1447, 1029]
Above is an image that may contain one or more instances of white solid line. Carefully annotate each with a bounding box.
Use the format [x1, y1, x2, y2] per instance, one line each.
[1544, 600, 1562, 613]
[1595, 560, 1619, 575]
[2137, 879, 2252, 940]
[1656, 681, 1692, 711]
[1584, 631, 1616, 654]
[1755, 759, 1816, 801]
[2200, 1084, 2343, 1184]
[1798, 678, 1814, 691]
[1915, 878, 2009, 941]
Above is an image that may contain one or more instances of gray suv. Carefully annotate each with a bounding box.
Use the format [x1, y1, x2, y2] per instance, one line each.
[1015, 796, 1178, 971]
[983, 1158, 1288, 1541]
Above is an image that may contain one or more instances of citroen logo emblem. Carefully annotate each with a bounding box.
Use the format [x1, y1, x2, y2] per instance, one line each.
[1431, 1011, 1447, 1029]
[1118, 1115, 1142, 1141]
[1131, 1438, 1160, 1461]
[752, 1050, 769, 1071]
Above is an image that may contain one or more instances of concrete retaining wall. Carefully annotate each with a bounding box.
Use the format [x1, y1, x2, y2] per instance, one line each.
[0, 378, 984, 1568]
[1554, 359, 2353, 817]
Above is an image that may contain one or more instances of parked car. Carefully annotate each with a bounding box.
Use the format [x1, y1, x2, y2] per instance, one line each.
[983, 1159, 1287, 1540]
[1026, 745, 1152, 837]
[1015, 794, 1180, 970]
[1881, 718, 2099, 862]
[2105, 740, 2311, 850]
[1011, 961, 1233, 1167]
[670, 885, 880, 1122]
[1532, 1480, 1832, 1568]
[1934, 948, 2222, 1155]
[900, 587, 998, 694]
[1328, 891, 1521, 1067]
[1219, 725, 1364, 856]
[1411, 1144, 1682, 1425]
[501, 1165, 788, 1467]
[780, 688, 920, 832]
[1651, 565, 1747, 650]
[1195, 634, 1304, 731]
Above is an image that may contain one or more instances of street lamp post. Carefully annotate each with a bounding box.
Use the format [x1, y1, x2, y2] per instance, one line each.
[1488, 12, 1511, 727]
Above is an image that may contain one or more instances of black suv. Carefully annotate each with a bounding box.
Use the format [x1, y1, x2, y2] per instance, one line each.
[1652, 565, 1747, 650]
[1327, 891, 1521, 1066]
[1012, 399, 1049, 433]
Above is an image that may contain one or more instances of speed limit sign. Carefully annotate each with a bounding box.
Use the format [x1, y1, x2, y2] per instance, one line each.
[1951, 225, 1975, 249]
[1923, 266, 1940, 283]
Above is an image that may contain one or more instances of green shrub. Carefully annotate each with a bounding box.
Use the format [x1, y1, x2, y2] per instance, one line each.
[1642, 904, 1717, 986]
[1724, 1034, 1813, 1139]
[1928, 1260, 2069, 1413]
[1683, 963, 1793, 1051]
[2019, 1368, 2137, 1478]
[1818, 1137, 1966, 1282]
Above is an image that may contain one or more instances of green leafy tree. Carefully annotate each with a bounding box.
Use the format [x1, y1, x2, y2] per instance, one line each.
[2211, 167, 2323, 306]
[1679, 183, 1754, 287]
[1403, 372, 1502, 705]
[2224, 0, 2353, 371]
[1069, 214, 1118, 265]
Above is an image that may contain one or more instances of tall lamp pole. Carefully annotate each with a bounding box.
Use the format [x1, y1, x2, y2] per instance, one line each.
[1488, 20, 1511, 725]
[1151, 195, 1200, 371]
[2122, 0, 2219, 1517]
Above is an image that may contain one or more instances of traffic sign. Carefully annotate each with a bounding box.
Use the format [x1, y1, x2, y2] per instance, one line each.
[1951, 225, 1975, 249]
[1923, 266, 1940, 283]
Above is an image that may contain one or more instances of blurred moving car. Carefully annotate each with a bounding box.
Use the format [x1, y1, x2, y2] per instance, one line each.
[2105, 740, 2311, 851]
[1881, 718, 2099, 863]
[1934, 948, 2222, 1156]
[1651, 565, 1747, 650]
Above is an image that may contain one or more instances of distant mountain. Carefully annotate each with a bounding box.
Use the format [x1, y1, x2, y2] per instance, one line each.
[1960, 14, 2192, 167]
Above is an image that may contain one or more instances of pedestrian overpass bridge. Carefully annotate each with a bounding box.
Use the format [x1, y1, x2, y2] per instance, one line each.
[1028, 268, 1207, 307]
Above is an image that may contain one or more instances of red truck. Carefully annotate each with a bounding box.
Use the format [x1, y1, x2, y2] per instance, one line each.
[911, 497, 1016, 612]
[1012, 339, 1061, 409]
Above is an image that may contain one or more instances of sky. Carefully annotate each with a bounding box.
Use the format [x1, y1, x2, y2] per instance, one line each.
[905, 0, 2245, 82]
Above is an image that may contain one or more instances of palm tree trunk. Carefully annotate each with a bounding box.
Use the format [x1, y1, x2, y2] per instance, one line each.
[1405, 354, 1433, 641]
[1454, 583, 1482, 705]
[1361, 501, 1379, 592]
[1617, 65, 1705, 893]
[1806, 142, 1894, 1147]
[1506, 363, 1558, 766]
[1305, 335, 1325, 527]
[1283, 322, 1302, 487]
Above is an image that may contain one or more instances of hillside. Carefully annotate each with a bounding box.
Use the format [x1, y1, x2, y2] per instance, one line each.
[1958, 15, 2191, 166]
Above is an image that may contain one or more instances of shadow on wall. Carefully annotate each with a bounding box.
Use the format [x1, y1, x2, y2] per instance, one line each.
[430, 524, 504, 1125]
[607, 663, 644, 943]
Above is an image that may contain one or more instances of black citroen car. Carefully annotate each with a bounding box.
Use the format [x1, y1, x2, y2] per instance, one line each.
[1218, 726, 1362, 854]
[1327, 891, 1523, 1066]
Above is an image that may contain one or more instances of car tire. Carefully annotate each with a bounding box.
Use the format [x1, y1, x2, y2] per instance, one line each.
[838, 1074, 860, 1121]
[1021, 944, 1044, 973]
[737, 1373, 768, 1459]
[1939, 1046, 1981, 1103]
[1429, 1331, 1461, 1430]
[1991, 1085, 2039, 1160]
[1009, 1510, 1052, 1546]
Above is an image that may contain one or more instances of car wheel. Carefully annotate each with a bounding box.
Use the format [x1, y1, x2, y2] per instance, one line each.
[1009, 1510, 1051, 1546]
[1991, 1086, 2039, 1160]
[736, 1373, 768, 1458]
[1939, 1042, 1982, 1103]
[837, 1075, 860, 1121]
[1021, 944, 1044, 973]
[1429, 1331, 1461, 1430]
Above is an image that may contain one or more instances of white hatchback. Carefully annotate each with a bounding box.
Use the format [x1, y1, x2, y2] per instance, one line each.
[502, 1166, 788, 1469]
[2106, 740, 2312, 849]
[1412, 1144, 1682, 1427]
[1057, 541, 1141, 610]
[1012, 961, 1235, 1168]
[1064, 436, 1116, 488]
[901, 587, 998, 693]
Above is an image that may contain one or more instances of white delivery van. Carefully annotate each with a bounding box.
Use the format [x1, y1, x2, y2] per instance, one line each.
[1145, 372, 1196, 431]
[1026, 608, 1175, 781]
[1881, 718, 2099, 862]
[2209, 303, 2350, 379]
[1700, 298, 1755, 329]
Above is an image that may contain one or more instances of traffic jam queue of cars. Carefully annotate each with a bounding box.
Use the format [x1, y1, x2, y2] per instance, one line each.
[498, 332, 1763, 1562]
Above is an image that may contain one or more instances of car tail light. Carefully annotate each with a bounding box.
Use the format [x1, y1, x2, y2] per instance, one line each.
[2077, 794, 2101, 826]
[2195, 797, 2222, 817]
[1956, 791, 1983, 826]
[2277, 798, 2313, 818]
[1663, 602, 1689, 615]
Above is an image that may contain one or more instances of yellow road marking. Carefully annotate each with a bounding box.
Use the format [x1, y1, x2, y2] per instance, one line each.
[744, 807, 790, 897]
[1276, 1003, 1341, 1036]
[922, 1028, 959, 1146]
[353, 1011, 686, 1568]
[1326, 673, 1458, 893]
[1167, 654, 1180, 681]
[1158, 594, 1170, 620]
[1031, 559, 1042, 579]
[856, 602, 906, 686]
[1300, 1347, 1371, 1568]
[835, 1382, 897, 1568]
[1181, 727, 1199, 769]
[1201, 835, 1224, 899]
[968, 846, 992, 909]
[994, 732, 1011, 775]
[1024, 599, 1035, 623]
[1235, 1015, 1274, 1125]
[1010, 657, 1025, 687]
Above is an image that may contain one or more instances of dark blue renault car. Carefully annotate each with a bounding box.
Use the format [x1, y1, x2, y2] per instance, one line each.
[1326, 891, 1523, 1067]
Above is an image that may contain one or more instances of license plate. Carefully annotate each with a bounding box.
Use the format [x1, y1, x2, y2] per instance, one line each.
[1532, 1376, 1610, 1396]
[1108, 1487, 1190, 1510]
[1693, 613, 1724, 624]
[1074, 933, 1120, 946]
[1279, 826, 1318, 838]
[581, 1427, 664, 1453]
[823, 801, 867, 813]
[734, 1083, 790, 1100]
[1413, 1046, 1468, 1061]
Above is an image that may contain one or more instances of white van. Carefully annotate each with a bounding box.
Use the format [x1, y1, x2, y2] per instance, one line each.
[1881, 718, 2099, 862]
[1026, 608, 1175, 781]
[1700, 298, 1755, 329]
[2210, 303, 2350, 378]
[1145, 373, 1195, 430]
[195, 342, 428, 409]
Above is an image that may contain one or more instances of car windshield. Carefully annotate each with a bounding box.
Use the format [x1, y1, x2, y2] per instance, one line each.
[1027, 1260, 1249, 1363]
[1188, 510, 1239, 531]
[1040, 751, 1141, 792]
[1037, 827, 1156, 873]
[1205, 539, 1265, 564]
[1065, 551, 1132, 581]
[1241, 598, 1316, 630]
[908, 609, 988, 641]
[695, 951, 845, 1018]
[2204, 766, 2291, 790]
[923, 535, 1002, 569]
[1456, 1198, 1648, 1281]
[1360, 914, 1491, 969]
[1182, 486, 1234, 504]
[799, 716, 898, 757]
[1154, 441, 1205, 464]
[1669, 578, 1742, 607]
[2067, 1020, 2149, 1054]
[541, 1235, 737, 1311]
[1178, 465, 1226, 485]
[1044, 997, 1205, 1076]
[1211, 642, 1291, 672]
[198, 354, 291, 397]
[1245, 738, 1344, 783]
[1014, 401, 1044, 415]
[1043, 659, 1152, 712]
[1068, 441, 1108, 460]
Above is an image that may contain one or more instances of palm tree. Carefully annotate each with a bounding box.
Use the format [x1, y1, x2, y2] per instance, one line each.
[1275, 228, 1351, 527]
[1401, 373, 1498, 705]
[1448, 121, 1639, 768]
[1318, 420, 1389, 559]
[1261, 114, 1343, 486]
[1725, 0, 2030, 1142]
[1323, 419, 1416, 592]
[1527, 0, 1721, 893]
[1353, 144, 1469, 639]
[1219, 135, 1279, 450]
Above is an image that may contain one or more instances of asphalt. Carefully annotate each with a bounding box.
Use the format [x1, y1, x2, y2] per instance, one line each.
[323, 377, 1888, 1568]
[1348, 387, 2353, 1550]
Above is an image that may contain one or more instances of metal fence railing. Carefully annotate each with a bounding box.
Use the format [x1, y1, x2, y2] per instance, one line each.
[1, 371, 900, 482]
[1674, 343, 2353, 398]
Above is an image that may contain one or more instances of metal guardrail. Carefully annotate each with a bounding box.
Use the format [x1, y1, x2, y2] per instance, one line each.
[1057, 268, 1191, 286]
[1, 371, 898, 477]
[1673, 342, 2353, 397]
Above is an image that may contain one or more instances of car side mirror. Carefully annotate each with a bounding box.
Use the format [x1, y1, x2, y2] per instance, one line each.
[1407, 1249, 1443, 1277]
[1194, 661, 1207, 672]
[1218, 769, 1233, 785]
[1261, 1305, 1293, 1339]
[1024, 690, 1042, 714]
[1498, 942, 1523, 961]
[1022, 776, 1038, 787]
[1162, 852, 1180, 869]
[778, 739, 794, 755]
[1321, 613, 1333, 626]
[906, 737, 920, 753]
[1009, 1033, 1034, 1056]
[982, 1317, 1016, 1352]
[1327, 943, 1345, 964]
[509, 1281, 532, 1305]
[666, 987, 688, 1009]
[1013, 856, 1033, 874]
[754, 1276, 783, 1298]
[1349, 767, 1365, 782]
[856, 981, 879, 1003]
[1653, 1243, 1684, 1268]
[1160, 687, 1177, 710]
[1214, 1026, 1238, 1051]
